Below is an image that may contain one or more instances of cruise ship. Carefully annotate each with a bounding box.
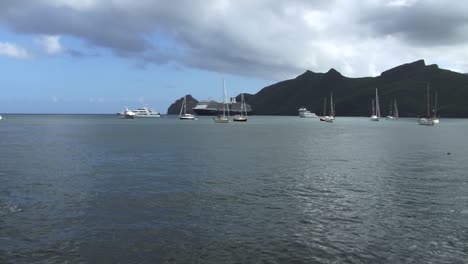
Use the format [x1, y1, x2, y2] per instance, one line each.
[192, 97, 253, 116]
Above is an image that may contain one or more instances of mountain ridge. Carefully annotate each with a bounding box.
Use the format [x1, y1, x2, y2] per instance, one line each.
[167, 60, 468, 117]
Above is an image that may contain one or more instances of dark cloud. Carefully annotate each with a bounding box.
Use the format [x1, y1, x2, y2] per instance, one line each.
[360, 1, 468, 45]
[1, 1, 468, 78]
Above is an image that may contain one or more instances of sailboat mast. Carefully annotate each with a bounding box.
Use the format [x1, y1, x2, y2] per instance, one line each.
[426, 84, 430, 118]
[330, 92, 334, 117]
[372, 99, 375, 116]
[375, 88, 380, 118]
[394, 99, 398, 118]
[222, 79, 226, 117]
[434, 91, 438, 118]
[323, 98, 327, 116]
[241, 93, 247, 117]
[179, 96, 185, 116]
[389, 101, 393, 116]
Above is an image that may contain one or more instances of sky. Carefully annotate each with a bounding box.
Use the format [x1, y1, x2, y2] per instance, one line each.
[1, 0, 468, 113]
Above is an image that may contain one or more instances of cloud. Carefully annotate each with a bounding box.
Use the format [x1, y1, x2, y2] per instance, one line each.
[1, 1, 468, 78]
[35, 35, 63, 54]
[0, 41, 31, 59]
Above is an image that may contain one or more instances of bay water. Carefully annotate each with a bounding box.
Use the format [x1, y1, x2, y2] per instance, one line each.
[1, 115, 467, 263]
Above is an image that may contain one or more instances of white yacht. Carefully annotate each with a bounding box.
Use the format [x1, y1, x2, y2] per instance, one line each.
[370, 88, 380, 121]
[298, 107, 317, 118]
[131, 106, 161, 118]
[179, 95, 197, 120]
[0, 115, 3, 120]
[119, 107, 136, 119]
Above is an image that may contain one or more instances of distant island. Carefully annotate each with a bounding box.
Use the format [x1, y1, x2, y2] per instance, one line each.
[168, 60, 468, 117]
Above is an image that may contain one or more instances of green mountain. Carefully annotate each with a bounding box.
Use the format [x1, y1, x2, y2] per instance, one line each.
[167, 95, 198, 115]
[247, 60, 468, 117]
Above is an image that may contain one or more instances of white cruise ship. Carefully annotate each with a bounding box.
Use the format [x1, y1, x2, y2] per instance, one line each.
[132, 107, 161, 118]
[118, 106, 160, 118]
[298, 107, 317, 118]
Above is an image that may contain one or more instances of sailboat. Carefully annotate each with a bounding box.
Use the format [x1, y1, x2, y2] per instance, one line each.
[433, 91, 440, 124]
[179, 95, 197, 120]
[319, 97, 329, 121]
[370, 88, 380, 121]
[324, 92, 335, 123]
[418, 84, 434, 126]
[386, 99, 399, 120]
[233, 93, 248, 122]
[213, 79, 231, 123]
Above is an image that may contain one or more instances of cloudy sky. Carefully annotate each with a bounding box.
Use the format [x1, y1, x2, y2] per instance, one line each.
[1, 0, 468, 113]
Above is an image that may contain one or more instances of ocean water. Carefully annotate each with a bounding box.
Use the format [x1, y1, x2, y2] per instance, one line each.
[1, 115, 467, 263]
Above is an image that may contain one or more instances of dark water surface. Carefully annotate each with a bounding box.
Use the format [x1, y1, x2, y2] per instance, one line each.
[1, 115, 467, 263]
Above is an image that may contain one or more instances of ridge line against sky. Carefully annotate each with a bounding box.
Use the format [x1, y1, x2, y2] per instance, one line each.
[1, 0, 468, 113]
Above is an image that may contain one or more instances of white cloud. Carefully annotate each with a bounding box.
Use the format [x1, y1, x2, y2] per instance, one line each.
[387, 0, 417, 7]
[47, 0, 96, 10]
[0, 42, 32, 59]
[35, 35, 63, 54]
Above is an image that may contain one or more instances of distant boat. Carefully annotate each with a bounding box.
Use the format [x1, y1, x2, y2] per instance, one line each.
[370, 88, 380, 121]
[0, 115, 3, 120]
[179, 95, 197, 120]
[386, 98, 399, 120]
[213, 79, 231, 123]
[132, 106, 161, 118]
[419, 84, 434, 126]
[298, 107, 317, 118]
[233, 93, 248, 122]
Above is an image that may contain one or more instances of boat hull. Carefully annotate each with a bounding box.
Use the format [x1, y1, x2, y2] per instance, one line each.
[418, 118, 434, 126]
[213, 116, 231, 123]
[179, 116, 197, 120]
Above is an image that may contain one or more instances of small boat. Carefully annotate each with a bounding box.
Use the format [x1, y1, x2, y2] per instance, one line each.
[370, 88, 380, 121]
[233, 93, 248, 122]
[214, 79, 231, 123]
[386, 98, 399, 120]
[0, 115, 3, 120]
[298, 107, 317, 118]
[179, 95, 197, 120]
[419, 84, 434, 126]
